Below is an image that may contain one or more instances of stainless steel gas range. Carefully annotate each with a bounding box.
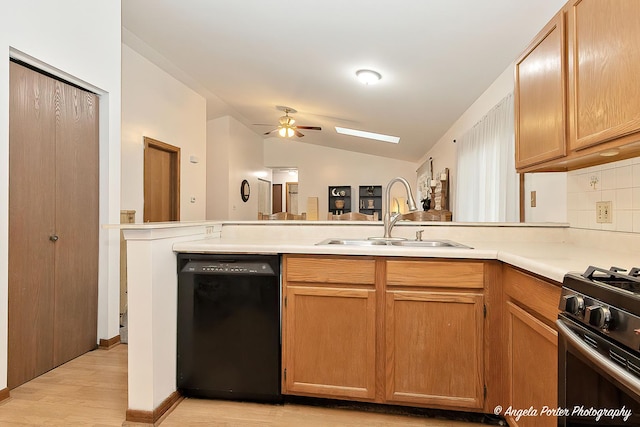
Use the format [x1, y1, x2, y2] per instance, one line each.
[558, 266, 640, 426]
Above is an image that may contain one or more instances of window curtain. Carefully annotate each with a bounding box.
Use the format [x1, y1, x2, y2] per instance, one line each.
[455, 93, 518, 222]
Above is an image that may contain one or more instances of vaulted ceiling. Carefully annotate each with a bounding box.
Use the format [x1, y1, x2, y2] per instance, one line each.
[122, 0, 566, 162]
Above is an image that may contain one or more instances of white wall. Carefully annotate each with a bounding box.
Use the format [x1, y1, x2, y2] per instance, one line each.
[207, 116, 269, 220]
[525, 173, 568, 223]
[264, 139, 420, 216]
[121, 44, 207, 222]
[0, 0, 121, 390]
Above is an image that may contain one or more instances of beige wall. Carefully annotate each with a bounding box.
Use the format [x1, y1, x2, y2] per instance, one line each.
[264, 138, 420, 217]
[121, 44, 207, 222]
[207, 116, 270, 220]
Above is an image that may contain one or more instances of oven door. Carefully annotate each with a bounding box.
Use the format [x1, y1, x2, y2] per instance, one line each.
[558, 315, 640, 426]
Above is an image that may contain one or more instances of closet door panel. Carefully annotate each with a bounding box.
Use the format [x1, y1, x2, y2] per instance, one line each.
[53, 81, 99, 366]
[8, 62, 57, 388]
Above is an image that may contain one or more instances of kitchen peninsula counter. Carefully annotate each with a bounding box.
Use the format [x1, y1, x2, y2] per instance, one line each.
[119, 220, 640, 420]
[171, 221, 640, 283]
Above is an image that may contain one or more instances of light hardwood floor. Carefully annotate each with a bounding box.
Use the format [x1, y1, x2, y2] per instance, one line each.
[0, 345, 488, 426]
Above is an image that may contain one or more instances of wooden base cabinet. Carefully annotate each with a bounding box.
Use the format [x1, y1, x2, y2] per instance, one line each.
[282, 255, 377, 400]
[282, 255, 496, 412]
[385, 290, 484, 409]
[503, 266, 560, 427]
[283, 285, 376, 399]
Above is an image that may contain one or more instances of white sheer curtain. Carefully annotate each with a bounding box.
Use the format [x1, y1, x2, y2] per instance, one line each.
[455, 93, 518, 222]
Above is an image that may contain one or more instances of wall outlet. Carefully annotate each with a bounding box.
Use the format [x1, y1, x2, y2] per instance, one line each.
[596, 201, 612, 223]
[530, 191, 536, 208]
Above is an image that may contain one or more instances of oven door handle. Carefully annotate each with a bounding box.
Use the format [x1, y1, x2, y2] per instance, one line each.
[556, 319, 640, 397]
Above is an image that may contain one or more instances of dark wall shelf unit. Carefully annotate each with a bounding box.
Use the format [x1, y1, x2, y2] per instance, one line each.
[358, 185, 382, 220]
[328, 186, 351, 215]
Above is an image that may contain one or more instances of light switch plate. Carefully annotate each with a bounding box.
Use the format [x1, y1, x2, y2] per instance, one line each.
[596, 201, 612, 223]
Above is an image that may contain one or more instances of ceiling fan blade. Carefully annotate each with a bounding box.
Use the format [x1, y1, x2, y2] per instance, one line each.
[253, 123, 275, 126]
[296, 126, 322, 131]
[294, 129, 305, 138]
[263, 128, 278, 135]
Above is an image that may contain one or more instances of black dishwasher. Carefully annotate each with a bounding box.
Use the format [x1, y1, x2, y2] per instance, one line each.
[177, 253, 281, 402]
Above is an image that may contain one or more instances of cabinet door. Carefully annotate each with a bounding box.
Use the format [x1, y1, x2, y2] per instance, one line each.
[505, 301, 558, 427]
[515, 11, 566, 170]
[385, 290, 484, 409]
[568, 0, 640, 150]
[283, 286, 376, 400]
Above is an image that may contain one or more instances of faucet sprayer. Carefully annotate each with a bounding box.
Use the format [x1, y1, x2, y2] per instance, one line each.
[382, 177, 418, 239]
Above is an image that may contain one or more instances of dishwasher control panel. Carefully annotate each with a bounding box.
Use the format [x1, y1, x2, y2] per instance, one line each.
[182, 260, 276, 275]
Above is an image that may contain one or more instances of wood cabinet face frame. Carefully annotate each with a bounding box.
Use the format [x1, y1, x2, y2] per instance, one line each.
[502, 266, 560, 427]
[516, 0, 640, 172]
[282, 255, 499, 413]
[515, 10, 567, 170]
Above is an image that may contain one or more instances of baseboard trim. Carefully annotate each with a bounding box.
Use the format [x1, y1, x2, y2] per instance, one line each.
[0, 387, 9, 402]
[98, 335, 121, 350]
[125, 391, 182, 425]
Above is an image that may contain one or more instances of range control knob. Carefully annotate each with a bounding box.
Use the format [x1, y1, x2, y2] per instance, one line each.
[560, 295, 585, 316]
[585, 305, 612, 330]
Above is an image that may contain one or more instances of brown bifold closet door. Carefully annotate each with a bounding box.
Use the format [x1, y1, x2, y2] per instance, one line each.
[8, 61, 99, 388]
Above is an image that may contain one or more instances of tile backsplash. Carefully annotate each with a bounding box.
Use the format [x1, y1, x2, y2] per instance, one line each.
[567, 157, 640, 232]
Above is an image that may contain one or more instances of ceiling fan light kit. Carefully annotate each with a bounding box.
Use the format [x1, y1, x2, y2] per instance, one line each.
[260, 106, 322, 138]
[355, 69, 382, 85]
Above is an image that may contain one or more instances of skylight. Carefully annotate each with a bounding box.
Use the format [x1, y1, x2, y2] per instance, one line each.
[334, 127, 400, 144]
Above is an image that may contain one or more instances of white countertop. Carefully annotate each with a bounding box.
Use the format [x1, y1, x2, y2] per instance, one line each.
[172, 225, 640, 283]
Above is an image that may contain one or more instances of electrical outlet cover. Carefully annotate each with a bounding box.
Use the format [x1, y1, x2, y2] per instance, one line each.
[596, 201, 612, 223]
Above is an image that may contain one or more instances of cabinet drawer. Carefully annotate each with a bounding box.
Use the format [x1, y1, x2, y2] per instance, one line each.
[503, 266, 561, 324]
[386, 260, 484, 289]
[285, 256, 375, 285]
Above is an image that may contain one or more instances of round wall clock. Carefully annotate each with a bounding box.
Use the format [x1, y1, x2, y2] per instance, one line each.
[241, 179, 250, 202]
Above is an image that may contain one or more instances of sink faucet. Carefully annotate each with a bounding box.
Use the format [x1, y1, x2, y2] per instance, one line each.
[383, 177, 418, 239]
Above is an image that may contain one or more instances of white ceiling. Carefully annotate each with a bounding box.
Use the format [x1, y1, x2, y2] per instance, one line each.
[122, 0, 565, 163]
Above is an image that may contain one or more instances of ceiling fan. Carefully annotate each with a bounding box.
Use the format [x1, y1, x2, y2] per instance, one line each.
[259, 106, 321, 138]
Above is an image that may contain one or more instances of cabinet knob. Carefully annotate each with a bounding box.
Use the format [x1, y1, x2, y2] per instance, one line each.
[49, 235, 59, 242]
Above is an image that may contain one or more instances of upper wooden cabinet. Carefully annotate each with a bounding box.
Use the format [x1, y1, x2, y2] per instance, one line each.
[515, 10, 567, 169]
[516, 0, 640, 172]
[567, 0, 640, 151]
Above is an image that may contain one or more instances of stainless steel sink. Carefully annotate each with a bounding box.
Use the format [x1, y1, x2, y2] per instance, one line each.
[316, 239, 389, 246]
[389, 239, 472, 249]
[315, 238, 471, 249]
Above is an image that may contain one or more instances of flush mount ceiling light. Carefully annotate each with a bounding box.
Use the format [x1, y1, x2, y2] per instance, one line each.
[355, 69, 382, 85]
[335, 126, 400, 144]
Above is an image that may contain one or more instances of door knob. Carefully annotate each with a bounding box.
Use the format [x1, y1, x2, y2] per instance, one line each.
[49, 235, 59, 242]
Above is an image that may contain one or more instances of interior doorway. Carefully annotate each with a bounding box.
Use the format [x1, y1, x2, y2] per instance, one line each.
[286, 182, 299, 214]
[143, 137, 180, 222]
[272, 184, 283, 213]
